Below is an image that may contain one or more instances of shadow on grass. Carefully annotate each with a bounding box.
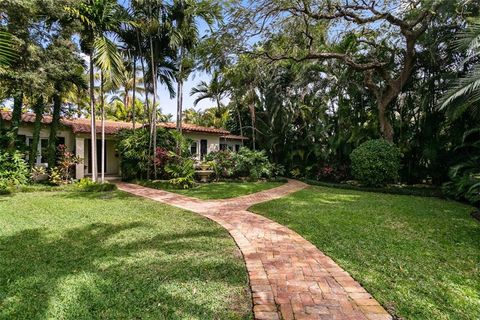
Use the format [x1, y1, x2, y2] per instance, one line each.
[0, 221, 250, 319]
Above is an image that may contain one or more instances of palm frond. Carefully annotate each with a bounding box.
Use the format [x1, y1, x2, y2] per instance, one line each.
[0, 32, 17, 66]
[454, 18, 480, 53]
[93, 36, 125, 86]
[438, 65, 480, 117]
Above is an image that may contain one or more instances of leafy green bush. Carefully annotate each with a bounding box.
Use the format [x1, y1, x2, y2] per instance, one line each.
[442, 129, 480, 207]
[205, 150, 236, 180]
[206, 148, 282, 181]
[233, 148, 275, 180]
[75, 178, 117, 192]
[0, 150, 28, 189]
[443, 159, 480, 206]
[350, 139, 401, 187]
[116, 128, 183, 180]
[164, 152, 195, 189]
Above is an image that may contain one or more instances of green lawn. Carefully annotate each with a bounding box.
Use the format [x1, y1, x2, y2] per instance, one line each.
[137, 180, 284, 200]
[0, 190, 252, 320]
[250, 186, 480, 320]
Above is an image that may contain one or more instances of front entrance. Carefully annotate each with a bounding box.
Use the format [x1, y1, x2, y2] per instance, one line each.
[200, 139, 208, 159]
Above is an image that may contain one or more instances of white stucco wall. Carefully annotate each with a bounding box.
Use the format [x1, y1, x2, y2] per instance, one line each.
[183, 132, 220, 159]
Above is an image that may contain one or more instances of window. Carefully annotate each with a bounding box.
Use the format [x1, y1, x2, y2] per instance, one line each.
[26, 137, 49, 165]
[57, 137, 65, 146]
[190, 141, 198, 155]
[200, 139, 208, 157]
[220, 143, 227, 151]
[235, 144, 240, 152]
[40, 139, 48, 163]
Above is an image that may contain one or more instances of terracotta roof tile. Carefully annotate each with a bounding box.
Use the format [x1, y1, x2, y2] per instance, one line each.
[158, 122, 231, 135]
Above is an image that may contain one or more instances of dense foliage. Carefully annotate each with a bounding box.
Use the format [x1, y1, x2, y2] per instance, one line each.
[116, 128, 181, 180]
[350, 140, 401, 187]
[0, 150, 28, 193]
[164, 152, 196, 189]
[206, 148, 283, 180]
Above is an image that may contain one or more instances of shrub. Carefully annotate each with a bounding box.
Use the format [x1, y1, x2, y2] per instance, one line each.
[75, 178, 117, 192]
[233, 148, 275, 180]
[205, 150, 236, 179]
[350, 139, 401, 187]
[316, 165, 348, 182]
[116, 128, 183, 180]
[55, 145, 81, 182]
[164, 152, 195, 189]
[443, 160, 480, 206]
[0, 150, 29, 189]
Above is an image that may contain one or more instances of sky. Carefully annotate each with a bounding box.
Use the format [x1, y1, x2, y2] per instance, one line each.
[158, 66, 213, 116]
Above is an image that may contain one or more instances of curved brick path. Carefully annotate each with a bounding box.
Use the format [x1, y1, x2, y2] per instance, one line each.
[116, 180, 392, 320]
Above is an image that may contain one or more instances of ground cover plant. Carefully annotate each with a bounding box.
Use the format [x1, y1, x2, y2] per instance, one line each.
[0, 190, 252, 319]
[137, 180, 284, 200]
[250, 186, 480, 320]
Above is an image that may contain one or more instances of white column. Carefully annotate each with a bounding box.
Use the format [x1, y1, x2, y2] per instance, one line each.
[75, 137, 85, 179]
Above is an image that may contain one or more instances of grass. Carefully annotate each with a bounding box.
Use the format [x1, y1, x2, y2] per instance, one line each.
[137, 180, 284, 200]
[0, 190, 252, 319]
[249, 186, 480, 320]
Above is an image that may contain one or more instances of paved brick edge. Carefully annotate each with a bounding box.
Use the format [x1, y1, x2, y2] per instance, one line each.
[116, 180, 392, 320]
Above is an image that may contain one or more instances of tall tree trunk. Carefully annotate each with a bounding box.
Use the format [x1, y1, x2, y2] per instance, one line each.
[249, 86, 256, 150]
[149, 35, 157, 179]
[140, 55, 151, 179]
[176, 79, 183, 133]
[234, 97, 244, 147]
[9, 91, 23, 149]
[89, 53, 97, 182]
[137, 31, 150, 127]
[100, 70, 105, 183]
[250, 104, 256, 150]
[48, 89, 62, 168]
[377, 101, 394, 142]
[176, 47, 184, 135]
[132, 55, 136, 129]
[29, 96, 44, 167]
[176, 47, 185, 156]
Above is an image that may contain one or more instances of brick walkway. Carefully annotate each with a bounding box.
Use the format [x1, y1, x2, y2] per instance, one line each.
[116, 180, 392, 320]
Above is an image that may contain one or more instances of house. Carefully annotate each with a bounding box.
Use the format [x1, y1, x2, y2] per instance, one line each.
[0, 111, 247, 179]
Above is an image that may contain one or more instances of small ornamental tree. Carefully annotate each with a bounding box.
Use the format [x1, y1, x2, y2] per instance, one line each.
[350, 139, 401, 187]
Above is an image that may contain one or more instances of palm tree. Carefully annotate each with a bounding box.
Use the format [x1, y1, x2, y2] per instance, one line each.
[0, 31, 16, 66]
[190, 72, 227, 110]
[66, 0, 125, 182]
[439, 18, 480, 120]
[169, 0, 218, 134]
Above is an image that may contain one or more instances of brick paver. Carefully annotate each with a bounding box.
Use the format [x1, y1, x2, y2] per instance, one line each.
[116, 180, 392, 320]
